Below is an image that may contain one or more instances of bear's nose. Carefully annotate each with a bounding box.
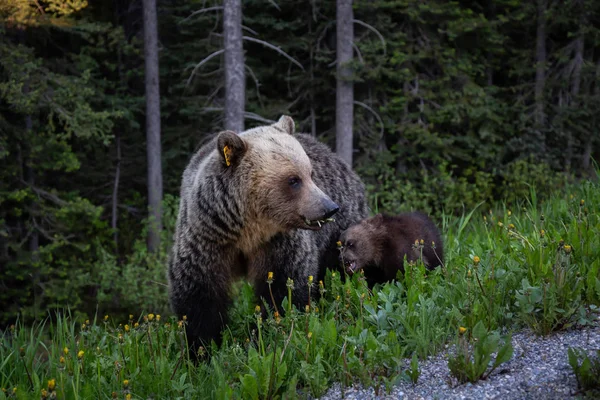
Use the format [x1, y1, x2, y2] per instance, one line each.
[322, 199, 339, 219]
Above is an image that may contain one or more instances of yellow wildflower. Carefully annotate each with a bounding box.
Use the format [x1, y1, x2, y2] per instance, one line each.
[254, 305, 261, 313]
[47, 379, 56, 391]
[156, 314, 161, 322]
[129, 314, 133, 320]
[41, 389, 48, 399]
[123, 379, 129, 387]
[124, 324, 130, 333]
[182, 315, 187, 321]
[467, 269, 472, 278]
[307, 332, 312, 339]
[126, 394, 132, 400]
[305, 305, 310, 313]
[77, 350, 84, 359]
[63, 347, 69, 356]
[104, 315, 109, 321]
[147, 313, 155, 321]
[134, 322, 139, 329]
[419, 239, 424, 245]
[308, 275, 313, 284]
[459, 327, 467, 335]
[580, 199, 585, 206]
[473, 256, 480, 265]
[540, 229, 545, 237]
[564, 245, 572, 254]
[267, 271, 273, 280]
[336, 241, 342, 248]
[507, 210, 512, 216]
[59, 356, 65, 364]
[498, 222, 503, 227]
[508, 223, 515, 230]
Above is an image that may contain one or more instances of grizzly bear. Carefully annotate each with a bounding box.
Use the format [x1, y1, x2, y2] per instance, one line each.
[338, 212, 443, 286]
[168, 116, 368, 356]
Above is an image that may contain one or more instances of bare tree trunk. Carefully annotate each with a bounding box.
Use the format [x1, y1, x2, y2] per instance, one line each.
[567, 17, 584, 172]
[486, 0, 495, 86]
[223, 0, 245, 132]
[582, 59, 599, 175]
[111, 131, 121, 253]
[534, 0, 547, 130]
[309, 8, 316, 137]
[19, 30, 39, 262]
[336, 0, 354, 165]
[24, 115, 38, 260]
[143, 0, 163, 253]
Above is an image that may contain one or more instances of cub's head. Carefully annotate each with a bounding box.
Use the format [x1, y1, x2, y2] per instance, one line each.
[338, 214, 384, 274]
[216, 115, 339, 232]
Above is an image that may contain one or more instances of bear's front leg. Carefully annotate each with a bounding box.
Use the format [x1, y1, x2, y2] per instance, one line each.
[168, 251, 234, 360]
[251, 232, 319, 314]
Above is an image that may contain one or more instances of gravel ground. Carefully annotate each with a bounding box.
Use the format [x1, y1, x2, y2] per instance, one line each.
[318, 320, 600, 400]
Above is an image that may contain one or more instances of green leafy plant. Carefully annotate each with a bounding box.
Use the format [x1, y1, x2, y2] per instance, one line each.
[568, 348, 600, 395]
[447, 321, 514, 384]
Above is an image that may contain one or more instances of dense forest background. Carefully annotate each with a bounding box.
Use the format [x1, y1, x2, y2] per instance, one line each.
[1, 0, 599, 324]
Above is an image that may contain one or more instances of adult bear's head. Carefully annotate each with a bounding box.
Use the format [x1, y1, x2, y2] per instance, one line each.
[216, 115, 339, 232]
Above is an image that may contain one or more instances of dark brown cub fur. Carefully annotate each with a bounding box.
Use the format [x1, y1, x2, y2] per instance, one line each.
[338, 212, 444, 286]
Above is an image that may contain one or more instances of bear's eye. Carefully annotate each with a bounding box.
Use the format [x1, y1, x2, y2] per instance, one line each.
[288, 176, 302, 188]
[346, 241, 354, 248]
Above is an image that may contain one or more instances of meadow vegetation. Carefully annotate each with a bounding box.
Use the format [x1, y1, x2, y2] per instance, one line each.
[1, 179, 599, 399]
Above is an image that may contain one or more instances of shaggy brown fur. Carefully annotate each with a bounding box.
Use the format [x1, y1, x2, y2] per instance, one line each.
[168, 116, 368, 358]
[338, 212, 444, 286]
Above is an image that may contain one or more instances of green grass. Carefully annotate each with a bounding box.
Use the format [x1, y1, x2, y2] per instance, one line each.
[1, 179, 599, 399]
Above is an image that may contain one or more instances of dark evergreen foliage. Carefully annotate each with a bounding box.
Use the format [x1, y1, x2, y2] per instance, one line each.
[1, 0, 599, 323]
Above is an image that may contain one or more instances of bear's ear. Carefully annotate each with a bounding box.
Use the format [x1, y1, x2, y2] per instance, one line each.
[217, 130, 246, 167]
[273, 115, 295, 135]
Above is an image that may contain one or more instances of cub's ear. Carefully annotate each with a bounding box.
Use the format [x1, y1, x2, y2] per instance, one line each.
[273, 115, 295, 135]
[217, 130, 246, 167]
[370, 214, 384, 226]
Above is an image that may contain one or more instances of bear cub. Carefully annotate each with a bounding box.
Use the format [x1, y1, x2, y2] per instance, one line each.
[338, 212, 444, 286]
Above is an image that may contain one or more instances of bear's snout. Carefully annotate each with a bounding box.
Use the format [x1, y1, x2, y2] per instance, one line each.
[322, 198, 339, 219]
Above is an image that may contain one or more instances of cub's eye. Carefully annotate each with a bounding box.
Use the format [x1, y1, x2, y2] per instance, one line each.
[288, 176, 302, 188]
[346, 241, 354, 248]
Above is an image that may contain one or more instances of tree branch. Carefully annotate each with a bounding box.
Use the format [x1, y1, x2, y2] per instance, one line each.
[242, 36, 305, 71]
[245, 65, 263, 105]
[354, 101, 384, 139]
[353, 19, 386, 55]
[181, 6, 223, 24]
[186, 49, 225, 88]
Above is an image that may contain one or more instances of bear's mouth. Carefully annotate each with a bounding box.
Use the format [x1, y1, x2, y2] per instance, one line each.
[344, 260, 358, 274]
[303, 217, 335, 230]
